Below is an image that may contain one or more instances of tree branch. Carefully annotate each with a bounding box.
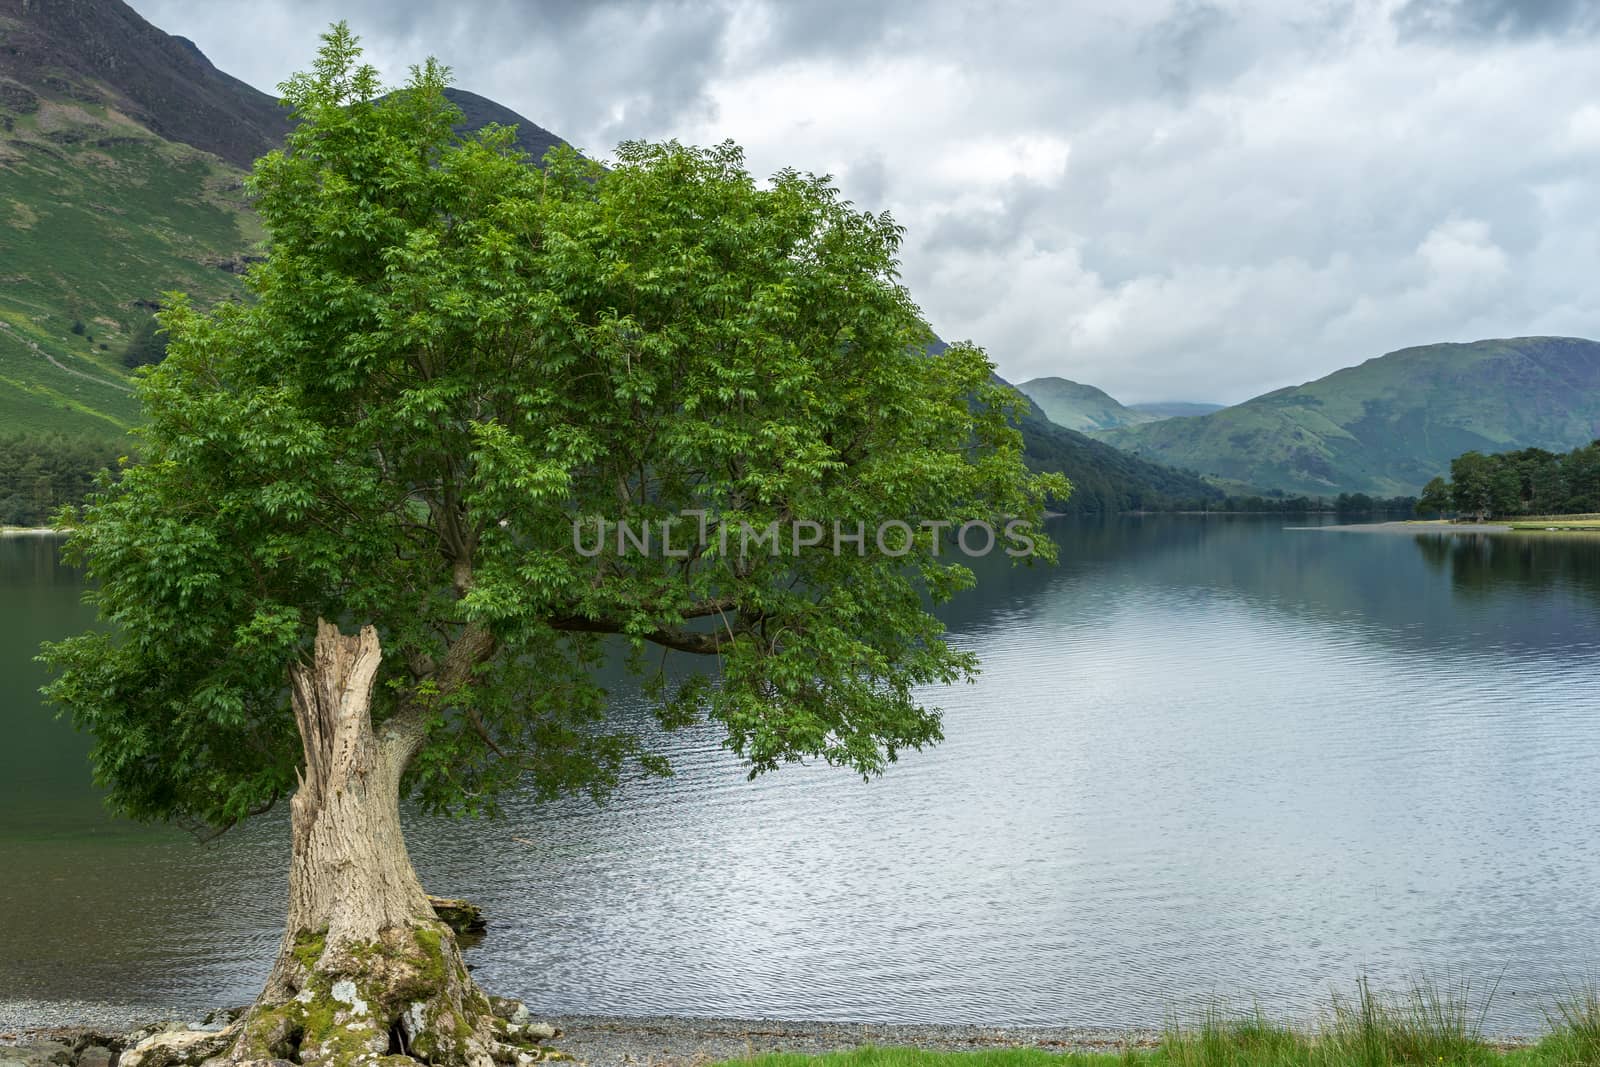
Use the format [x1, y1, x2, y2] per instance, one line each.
[544, 609, 754, 655]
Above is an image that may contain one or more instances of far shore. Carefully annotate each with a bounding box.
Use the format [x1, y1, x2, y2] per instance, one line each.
[1300, 520, 1511, 534]
[0, 527, 68, 537]
[1306, 519, 1600, 536]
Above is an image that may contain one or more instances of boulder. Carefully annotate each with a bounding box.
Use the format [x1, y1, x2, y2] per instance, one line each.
[427, 895, 487, 935]
[117, 1026, 237, 1067]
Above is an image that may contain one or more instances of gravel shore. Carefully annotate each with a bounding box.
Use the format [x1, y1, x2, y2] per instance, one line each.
[543, 1015, 1161, 1066]
[1, 1011, 1161, 1067]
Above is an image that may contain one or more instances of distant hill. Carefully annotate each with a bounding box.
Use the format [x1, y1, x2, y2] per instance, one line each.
[999, 379, 1220, 514]
[1127, 401, 1224, 419]
[1015, 377, 1158, 432]
[1098, 337, 1600, 495]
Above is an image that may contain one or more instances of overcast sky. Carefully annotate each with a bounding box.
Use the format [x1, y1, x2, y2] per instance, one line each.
[131, 0, 1600, 404]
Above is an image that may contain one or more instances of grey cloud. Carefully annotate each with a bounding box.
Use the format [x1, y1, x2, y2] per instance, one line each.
[1394, 0, 1600, 39]
[1143, 0, 1232, 97]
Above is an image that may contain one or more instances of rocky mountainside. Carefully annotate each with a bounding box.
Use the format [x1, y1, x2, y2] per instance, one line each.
[0, 1, 572, 166]
[0, 0, 290, 168]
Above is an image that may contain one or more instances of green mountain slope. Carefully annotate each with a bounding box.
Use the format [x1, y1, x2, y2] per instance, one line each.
[1098, 337, 1600, 495]
[1128, 401, 1223, 418]
[1015, 376, 1158, 432]
[0, 96, 257, 438]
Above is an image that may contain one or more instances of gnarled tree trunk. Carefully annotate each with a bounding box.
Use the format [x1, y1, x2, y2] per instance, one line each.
[219, 621, 538, 1067]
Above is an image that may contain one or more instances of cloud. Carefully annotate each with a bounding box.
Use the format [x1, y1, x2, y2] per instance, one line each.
[1393, 0, 1600, 40]
[127, 0, 1600, 404]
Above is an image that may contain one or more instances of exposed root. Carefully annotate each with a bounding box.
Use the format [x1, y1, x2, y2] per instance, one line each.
[203, 921, 560, 1067]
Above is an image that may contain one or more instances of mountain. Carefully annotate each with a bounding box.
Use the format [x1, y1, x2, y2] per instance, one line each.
[1015, 377, 1158, 433]
[0, 0, 571, 441]
[441, 88, 568, 163]
[0, 0, 290, 168]
[1098, 337, 1600, 496]
[0, 1, 569, 168]
[1127, 401, 1223, 419]
[1000, 379, 1220, 513]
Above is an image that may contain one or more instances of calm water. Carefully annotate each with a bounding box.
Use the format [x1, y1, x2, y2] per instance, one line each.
[4, 518, 1600, 1032]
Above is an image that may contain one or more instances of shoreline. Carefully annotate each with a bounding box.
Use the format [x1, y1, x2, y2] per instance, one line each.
[0, 1011, 1166, 1067]
[0, 527, 66, 537]
[1, 1008, 1544, 1067]
[1294, 520, 1514, 534]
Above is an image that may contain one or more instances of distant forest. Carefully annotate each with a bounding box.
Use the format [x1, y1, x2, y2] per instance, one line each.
[0, 435, 122, 527]
[1419, 441, 1600, 519]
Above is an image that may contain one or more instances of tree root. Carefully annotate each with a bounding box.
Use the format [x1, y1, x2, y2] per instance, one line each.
[111, 924, 563, 1067]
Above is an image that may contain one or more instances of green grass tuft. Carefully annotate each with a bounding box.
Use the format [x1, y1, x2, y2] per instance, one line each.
[714, 977, 1600, 1067]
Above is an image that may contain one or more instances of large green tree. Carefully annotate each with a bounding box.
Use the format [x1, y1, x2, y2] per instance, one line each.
[42, 27, 1062, 1067]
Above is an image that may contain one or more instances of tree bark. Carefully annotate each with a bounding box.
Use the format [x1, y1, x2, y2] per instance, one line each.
[219, 621, 541, 1067]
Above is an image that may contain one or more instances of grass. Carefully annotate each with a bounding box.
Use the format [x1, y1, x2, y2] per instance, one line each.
[0, 97, 257, 440]
[1405, 515, 1600, 533]
[1504, 519, 1600, 531]
[713, 980, 1600, 1067]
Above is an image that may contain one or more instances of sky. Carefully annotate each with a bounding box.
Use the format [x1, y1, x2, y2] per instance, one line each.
[130, 0, 1600, 404]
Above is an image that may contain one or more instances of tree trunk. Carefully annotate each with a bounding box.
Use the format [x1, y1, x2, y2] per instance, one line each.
[220, 621, 537, 1067]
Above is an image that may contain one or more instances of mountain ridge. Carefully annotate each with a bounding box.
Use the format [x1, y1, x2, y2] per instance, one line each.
[1097, 337, 1600, 495]
[1015, 376, 1159, 433]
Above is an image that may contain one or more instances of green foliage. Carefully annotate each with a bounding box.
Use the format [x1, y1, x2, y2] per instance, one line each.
[0, 433, 122, 526]
[1419, 441, 1600, 520]
[121, 315, 169, 369]
[1417, 477, 1452, 517]
[1099, 338, 1600, 496]
[717, 975, 1595, 1067]
[41, 25, 1062, 832]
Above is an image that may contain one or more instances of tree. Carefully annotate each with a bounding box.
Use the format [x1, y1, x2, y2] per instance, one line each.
[41, 27, 1063, 1067]
[1417, 476, 1451, 517]
[1449, 451, 1495, 521]
[121, 312, 169, 368]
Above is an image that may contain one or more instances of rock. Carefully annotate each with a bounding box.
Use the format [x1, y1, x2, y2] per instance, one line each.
[118, 1026, 237, 1067]
[0, 82, 40, 115]
[0, 1041, 70, 1067]
[77, 1047, 114, 1067]
[197, 1009, 244, 1033]
[427, 895, 487, 935]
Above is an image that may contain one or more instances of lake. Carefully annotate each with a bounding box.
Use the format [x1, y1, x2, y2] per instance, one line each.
[4, 517, 1600, 1034]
